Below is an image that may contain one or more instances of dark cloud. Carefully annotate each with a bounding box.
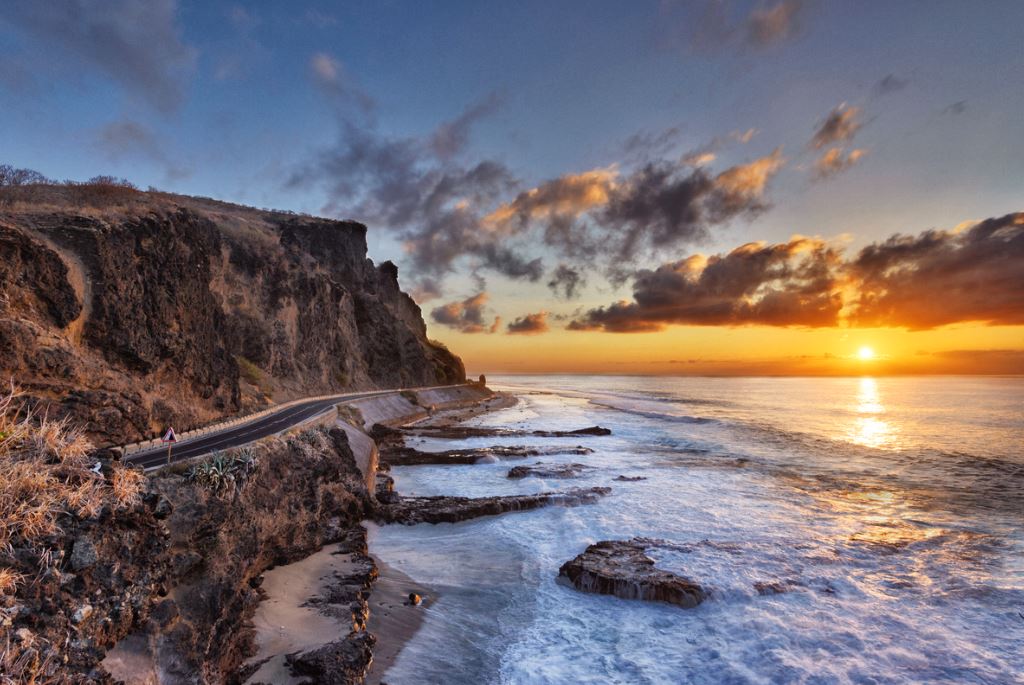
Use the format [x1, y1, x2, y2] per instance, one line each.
[94, 120, 190, 181]
[571, 212, 1024, 333]
[942, 100, 968, 116]
[850, 212, 1024, 329]
[810, 104, 862, 149]
[486, 150, 785, 264]
[548, 264, 584, 299]
[812, 147, 866, 180]
[745, 1, 807, 48]
[409, 277, 443, 303]
[507, 311, 550, 335]
[874, 74, 909, 96]
[570, 237, 842, 332]
[429, 93, 502, 160]
[430, 292, 500, 333]
[3, 0, 196, 112]
[687, 0, 809, 52]
[292, 79, 784, 298]
[622, 126, 685, 163]
[602, 150, 784, 259]
[287, 117, 529, 280]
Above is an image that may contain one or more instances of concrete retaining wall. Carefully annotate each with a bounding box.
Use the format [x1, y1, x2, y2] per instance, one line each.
[335, 384, 495, 493]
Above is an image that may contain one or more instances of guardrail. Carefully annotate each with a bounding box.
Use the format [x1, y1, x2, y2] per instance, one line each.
[118, 383, 478, 456]
[119, 392, 382, 456]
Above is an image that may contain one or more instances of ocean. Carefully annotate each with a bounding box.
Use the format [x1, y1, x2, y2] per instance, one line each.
[367, 375, 1024, 684]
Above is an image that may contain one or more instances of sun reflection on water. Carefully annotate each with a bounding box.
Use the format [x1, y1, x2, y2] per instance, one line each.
[847, 377, 897, 449]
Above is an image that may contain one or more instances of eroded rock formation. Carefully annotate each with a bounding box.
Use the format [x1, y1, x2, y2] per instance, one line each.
[558, 538, 705, 609]
[377, 487, 612, 525]
[506, 462, 594, 479]
[381, 444, 594, 466]
[405, 425, 611, 440]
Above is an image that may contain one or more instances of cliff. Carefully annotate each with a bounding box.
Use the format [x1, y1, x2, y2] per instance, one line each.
[0, 184, 464, 446]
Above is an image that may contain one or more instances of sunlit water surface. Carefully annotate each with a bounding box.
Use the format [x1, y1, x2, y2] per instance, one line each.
[369, 376, 1024, 684]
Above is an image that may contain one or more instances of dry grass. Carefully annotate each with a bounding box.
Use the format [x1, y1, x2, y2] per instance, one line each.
[0, 567, 23, 596]
[0, 383, 148, 594]
[110, 466, 145, 509]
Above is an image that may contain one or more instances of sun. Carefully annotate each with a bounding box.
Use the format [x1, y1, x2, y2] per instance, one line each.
[858, 346, 876, 361]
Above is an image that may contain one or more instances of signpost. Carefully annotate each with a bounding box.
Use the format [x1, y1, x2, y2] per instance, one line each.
[161, 427, 177, 465]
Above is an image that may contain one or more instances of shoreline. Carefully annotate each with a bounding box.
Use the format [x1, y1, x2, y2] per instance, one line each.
[363, 549, 436, 684]
[364, 392, 517, 681]
[238, 390, 516, 683]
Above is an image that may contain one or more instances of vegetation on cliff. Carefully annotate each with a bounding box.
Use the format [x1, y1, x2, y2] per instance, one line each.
[0, 389, 375, 683]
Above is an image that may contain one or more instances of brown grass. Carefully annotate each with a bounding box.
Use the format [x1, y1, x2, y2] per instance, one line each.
[0, 566, 23, 595]
[0, 383, 148, 595]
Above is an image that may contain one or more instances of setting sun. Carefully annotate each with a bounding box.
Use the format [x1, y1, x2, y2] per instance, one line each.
[858, 346, 876, 361]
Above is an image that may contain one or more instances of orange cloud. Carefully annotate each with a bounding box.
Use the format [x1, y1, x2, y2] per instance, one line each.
[813, 147, 867, 179]
[507, 311, 550, 335]
[430, 292, 499, 333]
[570, 212, 1024, 333]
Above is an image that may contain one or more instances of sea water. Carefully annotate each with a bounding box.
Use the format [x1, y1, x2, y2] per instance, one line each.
[367, 376, 1024, 684]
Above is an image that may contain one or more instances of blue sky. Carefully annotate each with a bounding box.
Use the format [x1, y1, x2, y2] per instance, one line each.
[2, 1, 1022, 358]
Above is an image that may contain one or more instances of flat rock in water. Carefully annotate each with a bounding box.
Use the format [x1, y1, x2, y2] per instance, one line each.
[507, 462, 593, 479]
[558, 538, 705, 609]
[403, 425, 612, 440]
[613, 475, 647, 482]
[381, 444, 593, 466]
[532, 426, 612, 437]
[377, 487, 612, 525]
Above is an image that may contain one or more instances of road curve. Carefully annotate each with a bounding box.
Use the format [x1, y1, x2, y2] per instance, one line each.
[125, 389, 397, 470]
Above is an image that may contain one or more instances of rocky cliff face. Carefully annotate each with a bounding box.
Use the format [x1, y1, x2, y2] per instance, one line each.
[0, 188, 464, 445]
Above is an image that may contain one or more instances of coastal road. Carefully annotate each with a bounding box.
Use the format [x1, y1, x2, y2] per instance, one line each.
[124, 389, 397, 470]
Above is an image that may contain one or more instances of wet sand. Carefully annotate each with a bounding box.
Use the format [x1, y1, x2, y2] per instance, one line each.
[364, 554, 438, 684]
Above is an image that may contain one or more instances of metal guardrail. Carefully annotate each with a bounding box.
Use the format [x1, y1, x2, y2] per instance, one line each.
[117, 383, 480, 456]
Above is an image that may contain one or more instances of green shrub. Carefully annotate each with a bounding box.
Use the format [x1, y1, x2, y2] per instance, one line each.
[186, 449, 258, 495]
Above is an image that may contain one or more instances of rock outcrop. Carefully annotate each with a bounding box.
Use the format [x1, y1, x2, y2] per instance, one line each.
[0, 189, 464, 446]
[558, 538, 705, 609]
[406, 425, 612, 440]
[506, 462, 594, 479]
[377, 487, 612, 525]
[381, 444, 594, 466]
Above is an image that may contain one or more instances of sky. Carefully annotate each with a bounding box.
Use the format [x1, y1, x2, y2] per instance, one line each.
[2, 0, 1022, 375]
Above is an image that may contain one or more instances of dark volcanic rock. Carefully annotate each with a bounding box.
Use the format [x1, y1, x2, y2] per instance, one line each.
[377, 487, 612, 525]
[506, 462, 594, 479]
[0, 197, 465, 446]
[406, 425, 611, 440]
[558, 538, 705, 609]
[287, 631, 375, 685]
[381, 444, 593, 466]
[614, 475, 648, 482]
[534, 426, 612, 437]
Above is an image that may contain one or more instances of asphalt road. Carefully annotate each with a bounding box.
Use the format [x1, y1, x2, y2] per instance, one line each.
[125, 390, 393, 470]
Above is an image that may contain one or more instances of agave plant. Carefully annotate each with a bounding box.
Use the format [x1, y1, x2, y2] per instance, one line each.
[187, 449, 259, 495]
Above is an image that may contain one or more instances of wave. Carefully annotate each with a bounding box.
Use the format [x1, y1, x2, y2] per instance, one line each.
[587, 399, 720, 425]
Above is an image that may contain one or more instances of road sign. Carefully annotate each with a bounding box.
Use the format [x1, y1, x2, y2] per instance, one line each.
[162, 427, 177, 465]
